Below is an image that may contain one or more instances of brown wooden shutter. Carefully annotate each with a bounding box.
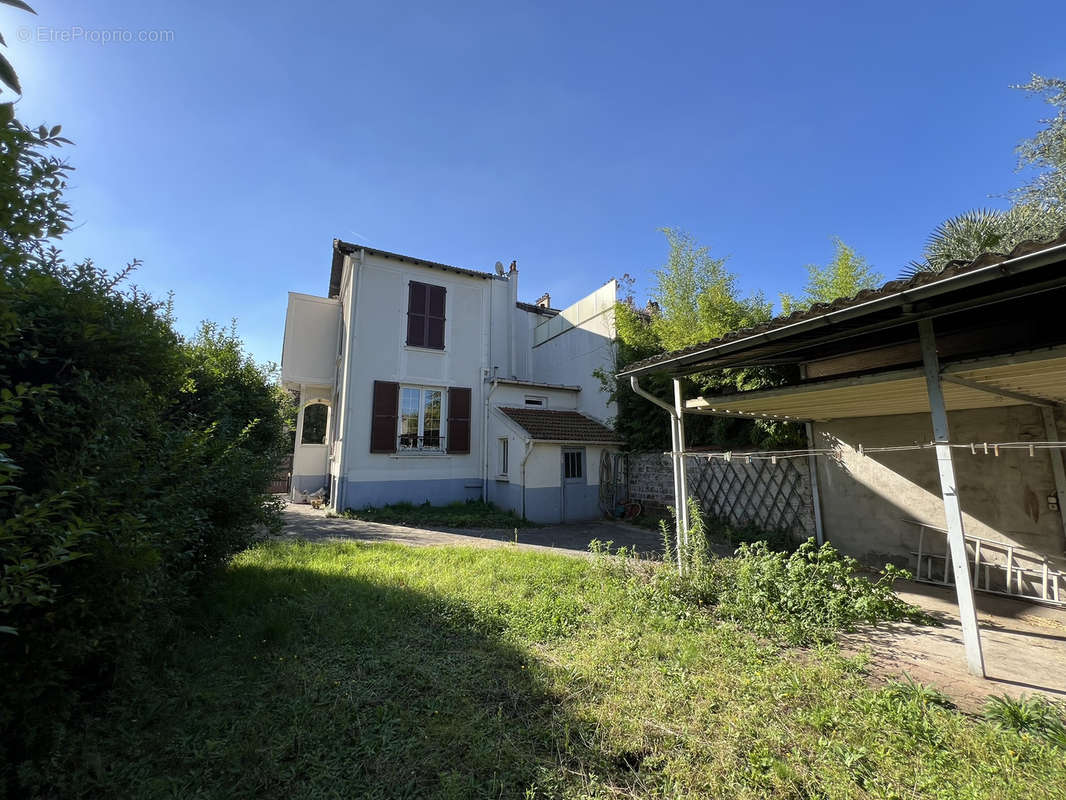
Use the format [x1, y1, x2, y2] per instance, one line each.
[426, 285, 446, 349]
[370, 380, 399, 453]
[406, 282, 427, 347]
[447, 387, 471, 453]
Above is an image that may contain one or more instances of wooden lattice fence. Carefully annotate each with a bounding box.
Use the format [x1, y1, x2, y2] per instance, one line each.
[685, 455, 815, 540]
[627, 452, 816, 540]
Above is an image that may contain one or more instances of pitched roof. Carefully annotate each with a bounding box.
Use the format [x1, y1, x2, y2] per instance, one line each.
[497, 407, 620, 443]
[330, 240, 500, 297]
[620, 228, 1066, 377]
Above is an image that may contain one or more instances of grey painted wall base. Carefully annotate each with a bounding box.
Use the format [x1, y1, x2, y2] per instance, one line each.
[488, 480, 523, 517]
[292, 474, 329, 498]
[338, 477, 483, 511]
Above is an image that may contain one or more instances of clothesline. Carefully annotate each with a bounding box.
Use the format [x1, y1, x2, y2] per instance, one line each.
[662, 440, 1066, 463]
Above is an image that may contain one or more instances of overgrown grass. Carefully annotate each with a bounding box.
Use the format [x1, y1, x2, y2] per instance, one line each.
[30, 540, 1066, 799]
[335, 499, 538, 528]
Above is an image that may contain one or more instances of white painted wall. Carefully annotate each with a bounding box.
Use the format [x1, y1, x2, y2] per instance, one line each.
[339, 252, 500, 494]
[281, 293, 340, 387]
[282, 247, 621, 512]
[531, 281, 617, 423]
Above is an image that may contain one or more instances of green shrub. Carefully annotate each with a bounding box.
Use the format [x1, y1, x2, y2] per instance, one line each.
[0, 116, 288, 786]
[714, 538, 926, 644]
[650, 500, 928, 644]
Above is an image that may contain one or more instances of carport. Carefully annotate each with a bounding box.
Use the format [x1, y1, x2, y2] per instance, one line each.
[621, 231, 1066, 678]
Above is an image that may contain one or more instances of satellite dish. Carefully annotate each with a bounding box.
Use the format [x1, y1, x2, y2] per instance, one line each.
[494, 260, 505, 275]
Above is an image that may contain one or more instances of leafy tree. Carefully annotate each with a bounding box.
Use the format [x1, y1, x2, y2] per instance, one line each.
[0, 0, 35, 98]
[649, 228, 772, 351]
[781, 238, 883, 313]
[905, 74, 1066, 276]
[1012, 74, 1066, 212]
[601, 230, 799, 452]
[0, 114, 288, 788]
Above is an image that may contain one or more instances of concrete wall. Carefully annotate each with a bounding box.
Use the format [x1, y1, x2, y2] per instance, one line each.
[531, 281, 616, 423]
[813, 405, 1066, 567]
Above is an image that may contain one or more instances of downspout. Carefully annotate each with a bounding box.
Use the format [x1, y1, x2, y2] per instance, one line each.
[481, 376, 498, 501]
[520, 438, 534, 519]
[337, 248, 365, 511]
[630, 376, 684, 570]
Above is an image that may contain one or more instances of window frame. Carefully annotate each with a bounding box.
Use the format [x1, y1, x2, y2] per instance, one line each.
[396, 384, 447, 453]
[562, 448, 584, 481]
[406, 280, 447, 350]
[523, 395, 548, 407]
[299, 401, 329, 446]
[497, 437, 509, 478]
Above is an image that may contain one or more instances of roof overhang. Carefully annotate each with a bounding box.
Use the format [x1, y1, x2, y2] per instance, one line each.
[685, 346, 1066, 422]
[329, 240, 500, 297]
[619, 237, 1066, 378]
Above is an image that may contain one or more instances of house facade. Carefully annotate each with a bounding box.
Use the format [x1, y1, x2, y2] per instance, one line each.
[280, 240, 620, 523]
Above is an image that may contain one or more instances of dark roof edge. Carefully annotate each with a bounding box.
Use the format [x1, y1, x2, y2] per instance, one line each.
[491, 377, 580, 391]
[619, 231, 1066, 378]
[515, 300, 561, 316]
[329, 240, 502, 297]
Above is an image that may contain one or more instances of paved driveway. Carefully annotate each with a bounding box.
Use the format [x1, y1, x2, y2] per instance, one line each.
[279, 502, 664, 558]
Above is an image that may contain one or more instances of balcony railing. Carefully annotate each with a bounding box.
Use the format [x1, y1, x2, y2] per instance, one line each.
[398, 434, 446, 453]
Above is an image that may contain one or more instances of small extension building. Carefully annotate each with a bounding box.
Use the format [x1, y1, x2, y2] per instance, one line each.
[280, 240, 620, 523]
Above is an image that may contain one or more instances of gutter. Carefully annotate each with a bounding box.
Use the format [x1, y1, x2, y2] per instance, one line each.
[619, 242, 1066, 378]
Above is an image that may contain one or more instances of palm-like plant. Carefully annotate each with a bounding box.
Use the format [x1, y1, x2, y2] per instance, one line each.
[902, 204, 1066, 278]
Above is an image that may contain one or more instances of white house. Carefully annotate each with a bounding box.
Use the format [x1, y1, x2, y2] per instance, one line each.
[280, 240, 621, 523]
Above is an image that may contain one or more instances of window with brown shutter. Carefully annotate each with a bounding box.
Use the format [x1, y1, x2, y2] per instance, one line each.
[370, 380, 399, 453]
[446, 387, 471, 453]
[406, 281, 446, 349]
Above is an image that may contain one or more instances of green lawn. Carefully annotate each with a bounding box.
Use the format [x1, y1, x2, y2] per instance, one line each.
[336, 499, 539, 528]
[40, 540, 1066, 799]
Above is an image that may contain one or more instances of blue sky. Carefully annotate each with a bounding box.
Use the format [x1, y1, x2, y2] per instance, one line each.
[7, 0, 1066, 363]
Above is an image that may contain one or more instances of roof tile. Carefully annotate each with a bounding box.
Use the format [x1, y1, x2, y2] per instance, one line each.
[498, 407, 619, 443]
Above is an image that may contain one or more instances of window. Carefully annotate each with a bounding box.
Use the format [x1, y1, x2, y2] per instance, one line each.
[563, 450, 583, 480]
[406, 281, 446, 349]
[398, 386, 444, 451]
[370, 382, 470, 454]
[524, 395, 547, 407]
[497, 437, 509, 477]
[301, 402, 328, 445]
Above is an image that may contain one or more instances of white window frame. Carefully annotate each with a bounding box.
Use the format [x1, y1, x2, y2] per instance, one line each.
[524, 395, 548, 407]
[397, 384, 446, 452]
[497, 437, 509, 478]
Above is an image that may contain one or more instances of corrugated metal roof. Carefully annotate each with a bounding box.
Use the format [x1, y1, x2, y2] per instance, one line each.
[621, 228, 1066, 376]
[497, 407, 620, 443]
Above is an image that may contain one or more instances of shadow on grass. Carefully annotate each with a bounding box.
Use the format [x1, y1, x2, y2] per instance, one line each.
[47, 545, 587, 800]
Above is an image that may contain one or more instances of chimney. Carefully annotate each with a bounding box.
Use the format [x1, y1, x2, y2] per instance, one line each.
[535, 292, 551, 309]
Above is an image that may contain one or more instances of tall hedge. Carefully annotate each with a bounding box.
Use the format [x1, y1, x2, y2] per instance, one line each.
[0, 118, 288, 784]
